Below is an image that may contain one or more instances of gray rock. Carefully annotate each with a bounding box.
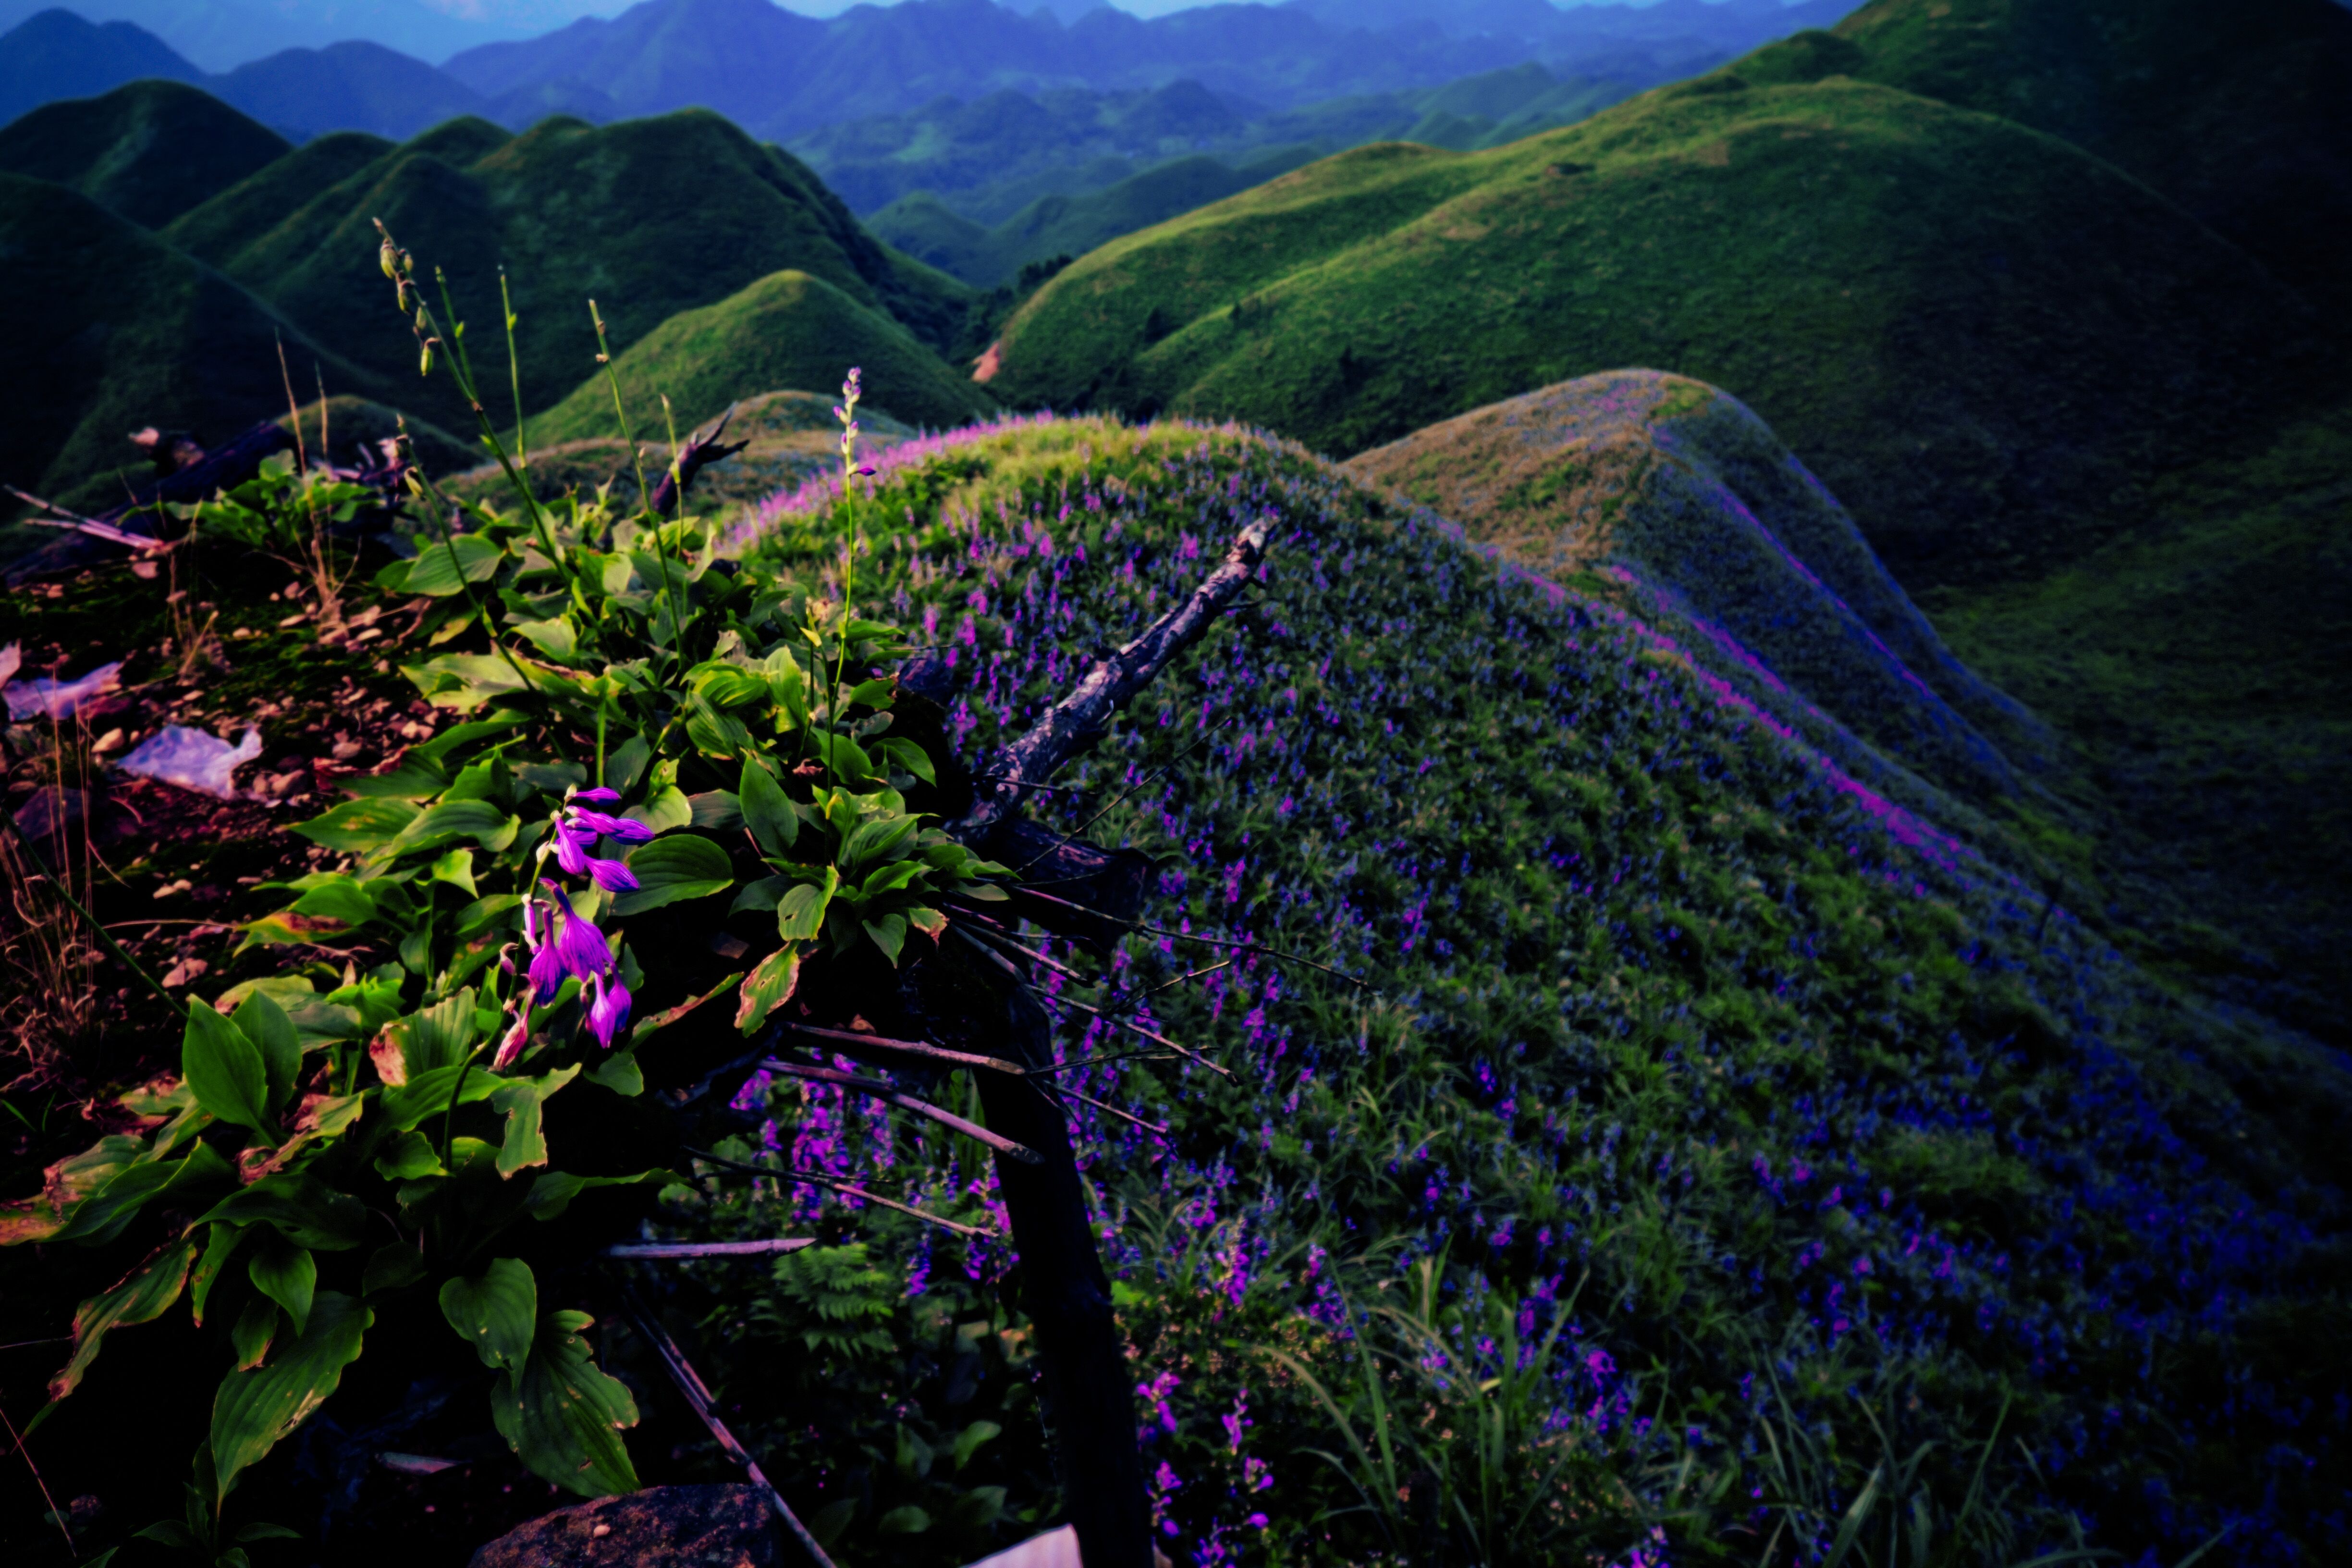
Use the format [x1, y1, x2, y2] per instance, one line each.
[469, 1484, 780, 1568]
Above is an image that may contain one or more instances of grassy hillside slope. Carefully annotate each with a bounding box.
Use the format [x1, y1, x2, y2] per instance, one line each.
[987, 76, 2321, 591]
[725, 414, 2350, 1566]
[526, 269, 996, 447]
[1347, 369, 2047, 809]
[0, 172, 391, 514]
[1831, 0, 2352, 325]
[160, 110, 975, 442]
[0, 79, 286, 229]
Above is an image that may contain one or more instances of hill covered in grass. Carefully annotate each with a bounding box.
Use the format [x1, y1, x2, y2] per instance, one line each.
[0, 170, 389, 513]
[0, 77, 285, 227]
[1827, 0, 2352, 325]
[987, 68, 2323, 591]
[716, 411, 2350, 1567]
[146, 108, 973, 451]
[525, 269, 997, 448]
[1346, 369, 2047, 810]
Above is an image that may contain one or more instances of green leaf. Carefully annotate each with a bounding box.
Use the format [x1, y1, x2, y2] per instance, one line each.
[523, 1169, 660, 1223]
[402, 532, 503, 596]
[379, 1063, 502, 1132]
[291, 798, 420, 855]
[864, 913, 908, 966]
[511, 617, 576, 659]
[233, 992, 302, 1119]
[231, 1297, 279, 1372]
[841, 813, 919, 872]
[738, 757, 797, 857]
[193, 1223, 249, 1324]
[878, 737, 938, 785]
[819, 734, 879, 785]
[514, 760, 586, 796]
[210, 1292, 372, 1507]
[341, 756, 450, 800]
[197, 1173, 368, 1252]
[283, 876, 377, 929]
[729, 875, 790, 914]
[906, 906, 948, 941]
[380, 992, 480, 1081]
[490, 1310, 640, 1497]
[401, 652, 540, 712]
[876, 1506, 931, 1535]
[763, 647, 808, 726]
[411, 710, 529, 765]
[952, 1419, 1003, 1471]
[624, 785, 693, 836]
[735, 946, 803, 1035]
[686, 789, 743, 831]
[184, 1000, 273, 1139]
[585, 1050, 642, 1096]
[390, 799, 521, 857]
[490, 1066, 580, 1177]
[454, 893, 524, 940]
[807, 1498, 856, 1548]
[610, 835, 733, 917]
[235, 1524, 303, 1544]
[50, 1140, 233, 1247]
[49, 1237, 199, 1400]
[371, 1129, 444, 1181]
[428, 848, 479, 897]
[602, 733, 651, 793]
[439, 1258, 536, 1372]
[361, 1241, 428, 1296]
[133, 1521, 199, 1550]
[776, 868, 838, 943]
[247, 1237, 316, 1337]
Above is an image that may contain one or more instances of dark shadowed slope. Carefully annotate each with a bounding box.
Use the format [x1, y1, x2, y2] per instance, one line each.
[160, 109, 975, 442]
[0, 172, 391, 510]
[989, 75, 2321, 592]
[1348, 369, 2048, 812]
[0, 77, 286, 228]
[1829, 0, 2352, 326]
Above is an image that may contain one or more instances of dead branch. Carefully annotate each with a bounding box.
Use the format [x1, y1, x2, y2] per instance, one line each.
[649, 404, 750, 517]
[760, 1057, 1042, 1164]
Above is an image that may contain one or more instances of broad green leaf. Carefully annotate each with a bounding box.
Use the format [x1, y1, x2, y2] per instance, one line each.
[360, 1241, 427, 1296]
[371, 1129, 444, 1181]
[389, 799, 520, 857]
[627, 970, 739, 1048]
[490, 1310, 639, 1497]
[284, 877, 377, 929]
[428, 848, 478, 897]
[401, 652, 538, 711]
[776, 868, 838, 943]
[876, 1506, 931, 1535]
[49, 1237, 199, 1400]
[738, 757, 796, 857]
[440, 758, 503, 804]
[762, 646, 808, 725]
[401, 532, 503, 596]
[514, 760, 587, 796]
[735, 946, 802, 1035]
[184, 1000, 273, 1139]
[248, 1237, 316, 1337]
[730, 875, 790, 914]
[859, 859, 928, 900]
[233, 992, 302, 1119]
[906, 906, 948, 941]
[585, 1050, 642, 1096]
[210, 1292, 372, 1506]
[610, 834, 733, 917]
[197, 1173, 368, 1252]
[216, 976, 363, 1045]
[511, 617, 576, 659]
[686, 789, 742, 831]
[841, 813, 919, 873]
[412, 710, 528, 765]
[846, 676, 894, 711]
[380, 991, 480, 1081]
[524, 1170, 660, 1223]
[231, 1297, 279, 1371]
[602, 733, 651, 793]
[439, 1258, 536, 1372]
[0, 1135, 141, 1246]
[193, 1223, 250, 1324]
[380, 1062, 502, 1132]
[341, 755, 450, 800]
[952, 1419, 1002, 1471]
[51, 1140, 233, 1247]
[454, 893, 524, 940]
[819, 734, 878, 785]
[490, 1065, 580, 1177]
[624, 784, 692, 836]
[878, 737, 938, 785]
[864, 913, 909, 966]
[290, 798, 420, 854]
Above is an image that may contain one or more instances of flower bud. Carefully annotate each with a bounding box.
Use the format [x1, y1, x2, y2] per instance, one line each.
[379, 239, 399, 280]
[414, 306, 429, 332]
[419, 344, 434, 376]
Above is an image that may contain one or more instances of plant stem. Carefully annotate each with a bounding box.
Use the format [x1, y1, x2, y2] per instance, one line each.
[0, 809, 177, 1013]
[439, 1042, 485, 1165]
[500, 268, 527, 471]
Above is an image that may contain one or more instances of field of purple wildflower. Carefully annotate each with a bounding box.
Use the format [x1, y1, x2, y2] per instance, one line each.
[613, 415, 2350, 1566]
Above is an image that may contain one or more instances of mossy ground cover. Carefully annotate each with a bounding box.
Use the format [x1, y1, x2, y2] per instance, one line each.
[987, 74, 2327, 594]
[0, 80, 289, 230]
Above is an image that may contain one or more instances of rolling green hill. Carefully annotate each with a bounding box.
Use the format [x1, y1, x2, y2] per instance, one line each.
[0, 171, 392, 515]
[0, 78, 287, 230]
[525, 269, 996, 448]
[159, 109, 977, 444]
[988, 74, 2323, 590]
[1828, 0, 2352, 324]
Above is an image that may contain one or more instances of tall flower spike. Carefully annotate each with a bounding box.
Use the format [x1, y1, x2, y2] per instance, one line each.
[541, 881, 613, 986]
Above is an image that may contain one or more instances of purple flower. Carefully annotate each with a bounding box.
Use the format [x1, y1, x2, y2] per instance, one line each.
[541, 881, 612, 986]
[527, 933, 568, 1005]
[552, 819, 593, 875]
[572, 786, 621, 804]
[586, 855, 639, 894]
[490, 1014, 531, 1070]
[569, 806, 653, 844]
[587, 971, 632, 1050]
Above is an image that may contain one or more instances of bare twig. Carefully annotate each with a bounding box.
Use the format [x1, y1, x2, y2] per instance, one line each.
[685, 1147, 996, 1239]
[779, 1021, 1029, 1078]
[0, 1397, 75, 1558]
[617, 1286, 838, 1568]
[954, 512, 1274, 843]
[605, 1238, 815, 1259]
[1062, 1084, 1170, 1138]
[760, 1058, 1042, 1164]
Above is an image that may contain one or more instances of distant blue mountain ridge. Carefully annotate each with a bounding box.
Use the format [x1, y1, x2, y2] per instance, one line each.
[0, 0, 1847, 140]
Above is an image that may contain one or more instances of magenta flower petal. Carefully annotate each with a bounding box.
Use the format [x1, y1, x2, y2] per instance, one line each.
[552, 821, 591, 876]
[542, 881, 612, 984]
[490, 1015, 531, 1070]
[527, 939, 567, 1005]
[573, 786, 620, 804]
[587, 971, 632, 1050]
[569, 807, 652, 843]
[587, 855, 638, 893]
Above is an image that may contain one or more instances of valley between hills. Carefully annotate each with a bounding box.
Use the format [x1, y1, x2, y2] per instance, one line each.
[1, 2, 2348, 1567]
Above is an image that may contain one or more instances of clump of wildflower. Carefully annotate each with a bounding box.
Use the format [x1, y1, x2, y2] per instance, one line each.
[548, 784, 652, 891]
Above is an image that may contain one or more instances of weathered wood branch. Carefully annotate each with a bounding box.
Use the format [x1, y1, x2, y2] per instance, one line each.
[760, 1057, 1043, 1164]
[951, 511, 1274, 845]
[685, 1146, 995, 1238]
[778, 1020, 1029, 1078]
[649, 404, 750, 517]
